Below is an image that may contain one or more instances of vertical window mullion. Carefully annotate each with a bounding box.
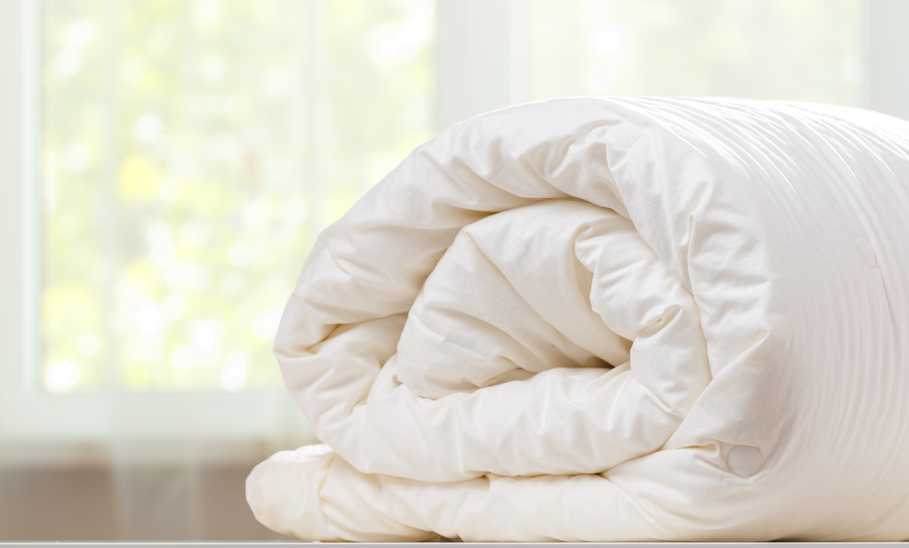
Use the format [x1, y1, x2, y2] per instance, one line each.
[302, 0, 327, 235]
[434, 0, 518, 130]
[863, 0, 909, 120]
[23, 0, 43, 391]
[99, 0, 124, 389]
[0, 0, 41, 393]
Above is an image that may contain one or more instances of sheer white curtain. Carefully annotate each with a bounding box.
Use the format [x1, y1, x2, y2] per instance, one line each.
[1, 0, 908, 540]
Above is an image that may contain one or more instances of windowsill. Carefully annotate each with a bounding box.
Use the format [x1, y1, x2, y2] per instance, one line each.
[0, 389, 315, 465]
[0, 437, 298, 467]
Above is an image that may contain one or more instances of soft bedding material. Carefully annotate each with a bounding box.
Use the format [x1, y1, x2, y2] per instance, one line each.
[246, 97, 909, 541]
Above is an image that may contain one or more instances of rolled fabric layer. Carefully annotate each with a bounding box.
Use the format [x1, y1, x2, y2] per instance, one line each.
[248, 98, 909, 541]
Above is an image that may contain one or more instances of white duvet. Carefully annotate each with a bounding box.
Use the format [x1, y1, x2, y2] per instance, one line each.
[246, 97, 909, 541]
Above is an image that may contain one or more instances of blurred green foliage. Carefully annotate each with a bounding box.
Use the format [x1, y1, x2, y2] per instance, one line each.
[43, 0, 435, 391]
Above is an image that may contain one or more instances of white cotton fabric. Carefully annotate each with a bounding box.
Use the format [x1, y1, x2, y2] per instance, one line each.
[246, 97, 909, 541]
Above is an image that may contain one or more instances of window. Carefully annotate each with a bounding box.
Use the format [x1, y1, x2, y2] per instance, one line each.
[2, 0, 908, 446]
[41, 0, 435, 393]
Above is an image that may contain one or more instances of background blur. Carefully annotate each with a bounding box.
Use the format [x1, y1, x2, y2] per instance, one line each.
[2, 0, 908, 540]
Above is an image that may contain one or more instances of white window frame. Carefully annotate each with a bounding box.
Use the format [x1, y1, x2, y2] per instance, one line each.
[435, 0, 528, 128]
[0, 0, 311, 463]
[2, 0, 907, 461]
[862, 0, 909, 121]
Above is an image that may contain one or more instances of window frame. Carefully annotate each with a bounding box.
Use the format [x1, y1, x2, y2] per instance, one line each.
[434, 0, 526, 128]
[1, 0, 41, 393]
[0, 0, 311, 455]
[862, 0, 909, 120]
[2, 0, 908, 456]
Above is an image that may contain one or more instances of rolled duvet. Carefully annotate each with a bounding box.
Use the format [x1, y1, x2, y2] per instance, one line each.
[247, 97, 909, 541]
